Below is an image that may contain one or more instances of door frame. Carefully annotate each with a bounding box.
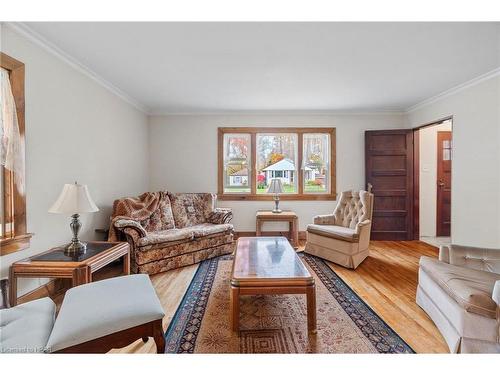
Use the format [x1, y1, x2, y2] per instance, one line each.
[412, 115, 453, 240]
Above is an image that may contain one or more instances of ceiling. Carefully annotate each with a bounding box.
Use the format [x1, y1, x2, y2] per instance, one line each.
[22, 22, 500, 113]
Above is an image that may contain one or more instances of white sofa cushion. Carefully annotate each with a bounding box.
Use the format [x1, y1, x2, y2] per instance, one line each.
[45, 274, 164, 352]
[0, 297, 56, 353]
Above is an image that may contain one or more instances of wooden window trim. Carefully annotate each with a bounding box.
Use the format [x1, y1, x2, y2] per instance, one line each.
[1, 52, 32, 256]
[218, 127, 336, 201]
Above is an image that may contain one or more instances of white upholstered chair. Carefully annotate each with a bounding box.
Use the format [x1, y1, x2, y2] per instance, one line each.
[417, 244, 500, 353]
[0, 274, 165, 353]
[305, 190, 374, 269]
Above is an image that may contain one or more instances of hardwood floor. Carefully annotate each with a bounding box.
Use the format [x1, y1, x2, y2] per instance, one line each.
[106, 239, 448, 353]
[49, 240, 447, 353]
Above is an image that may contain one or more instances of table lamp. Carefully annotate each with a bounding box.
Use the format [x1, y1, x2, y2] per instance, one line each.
[267, 178, 284, 213]
[49, 182, 99, 253]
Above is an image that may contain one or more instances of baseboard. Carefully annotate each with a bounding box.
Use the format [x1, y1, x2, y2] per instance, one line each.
[235, 231, 307, 240]
[16, 278, 69, 306]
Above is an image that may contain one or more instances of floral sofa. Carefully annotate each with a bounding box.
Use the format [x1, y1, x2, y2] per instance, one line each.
[109, 192, 234, 275]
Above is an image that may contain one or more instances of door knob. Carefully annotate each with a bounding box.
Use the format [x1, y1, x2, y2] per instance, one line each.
[438, 180, 445, 187]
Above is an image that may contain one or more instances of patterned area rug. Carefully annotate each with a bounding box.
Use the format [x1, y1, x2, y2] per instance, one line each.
[164, 254, 414, 353]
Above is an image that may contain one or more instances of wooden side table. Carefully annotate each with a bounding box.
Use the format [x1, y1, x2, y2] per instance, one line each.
[256, 210, 299, 249]
[9, 241, 129, 306]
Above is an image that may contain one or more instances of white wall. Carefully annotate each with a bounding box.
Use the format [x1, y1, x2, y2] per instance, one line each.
[0, 26, 150, 296]
[149, 113, 405, 232]
[407, 75, 500, 247]
[419, 120, 452, 237]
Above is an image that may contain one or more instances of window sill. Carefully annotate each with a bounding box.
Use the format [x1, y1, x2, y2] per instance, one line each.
[0, 233, 33, 256]
[218, 193, 337, 201]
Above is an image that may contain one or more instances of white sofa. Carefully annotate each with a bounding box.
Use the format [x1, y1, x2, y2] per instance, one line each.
[416, 244, 500, 353]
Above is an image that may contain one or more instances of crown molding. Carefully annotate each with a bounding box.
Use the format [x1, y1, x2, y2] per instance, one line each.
[4, 22, 150, 114]
[148, 109, 406, 116]
[406, 66, 500, 113]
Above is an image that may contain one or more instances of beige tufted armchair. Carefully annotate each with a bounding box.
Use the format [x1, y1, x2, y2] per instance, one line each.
[305, 190, 374, 269]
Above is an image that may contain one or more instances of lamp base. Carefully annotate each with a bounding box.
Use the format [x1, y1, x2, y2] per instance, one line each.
[65, 240, 87, 254]
[272, 208, 283, 213]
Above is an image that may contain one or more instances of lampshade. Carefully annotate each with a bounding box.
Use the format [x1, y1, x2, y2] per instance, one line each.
[267, 178, 284, 194]
[49, 183, 99, 214]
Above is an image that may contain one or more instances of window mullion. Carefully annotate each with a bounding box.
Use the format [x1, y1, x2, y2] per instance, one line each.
[250, 133, 256, 195]
[298, 133, 304, 195]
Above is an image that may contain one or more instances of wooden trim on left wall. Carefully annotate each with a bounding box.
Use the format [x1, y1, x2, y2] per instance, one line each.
[1, 52, 31, 255]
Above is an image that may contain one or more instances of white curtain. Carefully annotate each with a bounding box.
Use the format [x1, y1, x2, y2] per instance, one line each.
[0, 67, 25, 195]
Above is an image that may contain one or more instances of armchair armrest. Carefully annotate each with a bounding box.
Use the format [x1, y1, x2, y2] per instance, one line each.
[208, 208, 233, 224]
[313, 214, 336, 225]
[114, 219, 147, 238]
[493, 280, 500, 307]
[439, 245, 451, 263]
[355, 219, 371, 233]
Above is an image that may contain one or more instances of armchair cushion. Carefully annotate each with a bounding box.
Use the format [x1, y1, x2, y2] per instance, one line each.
[306, 224, 358, 242]
[419, 256, 499, 319]
[0, 297, 56, 353]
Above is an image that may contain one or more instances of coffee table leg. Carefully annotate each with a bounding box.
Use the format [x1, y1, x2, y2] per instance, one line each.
[230, 285, 240, 332]
[306, 284, 317, 333]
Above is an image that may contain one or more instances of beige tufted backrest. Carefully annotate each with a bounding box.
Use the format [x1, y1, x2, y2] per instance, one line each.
[441, 244, 500, 274]
[332, 190, 374, 229]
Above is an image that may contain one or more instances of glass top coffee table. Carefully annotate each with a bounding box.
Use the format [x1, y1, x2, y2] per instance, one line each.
[230, 237, 316, 333]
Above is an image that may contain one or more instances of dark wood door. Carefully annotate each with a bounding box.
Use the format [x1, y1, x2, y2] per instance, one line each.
[365, 130, 414, 240]
[436, 131, 452, 236]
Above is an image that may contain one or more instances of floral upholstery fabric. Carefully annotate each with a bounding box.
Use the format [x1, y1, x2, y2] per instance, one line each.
[112, 191, 234, 275]
[135, 233, 234, 265]
[207, 208, 233, 224]
[113, 219, 147, 238]
[168, 193, 216, 228]
[133, 242, 235, 274]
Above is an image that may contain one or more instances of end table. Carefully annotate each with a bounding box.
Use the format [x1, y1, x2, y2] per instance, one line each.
[256, 210, 299, 249]
[9, 241, 129, 306]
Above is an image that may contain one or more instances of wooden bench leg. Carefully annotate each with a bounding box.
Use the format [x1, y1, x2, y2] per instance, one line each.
[152, 319, 165, 354]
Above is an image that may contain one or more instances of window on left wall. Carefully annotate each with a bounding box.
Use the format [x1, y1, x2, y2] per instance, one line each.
[1, 52, 31, 256]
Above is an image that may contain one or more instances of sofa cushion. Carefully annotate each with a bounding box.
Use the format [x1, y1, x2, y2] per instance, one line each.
[306, 224, 358, 242]
[137, 227, 194, 247]
[168, 193, 215, 228]
[419, 256, 499, 319]
[0, 297, 56, 353]
[45, 274, 164, 352]
[140, 193, 175, 232]
[189, 223, 233, 238]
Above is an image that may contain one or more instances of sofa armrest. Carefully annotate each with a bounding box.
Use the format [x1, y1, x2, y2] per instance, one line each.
[114, 219, 147, 238]
[208, 208, 233, 224]
[313, 214, 336, 225]
[448, 244, 500, 273]
[493, 280, 500, 307]
[439, 245, 451, 263]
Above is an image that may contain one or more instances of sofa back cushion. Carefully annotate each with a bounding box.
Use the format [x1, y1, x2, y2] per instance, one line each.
[168, 193, 215, 228]
[140, 194, 175, 232]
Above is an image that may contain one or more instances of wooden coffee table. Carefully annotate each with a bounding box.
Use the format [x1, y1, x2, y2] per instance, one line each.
[230, 236, 316, 333]
[9, 241, 129, 306]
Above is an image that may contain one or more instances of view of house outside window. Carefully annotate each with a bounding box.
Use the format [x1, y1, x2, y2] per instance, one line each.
[220, 127, 335, 198]
[256, 133, 298, 194]
[223, 133, 251, 193]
